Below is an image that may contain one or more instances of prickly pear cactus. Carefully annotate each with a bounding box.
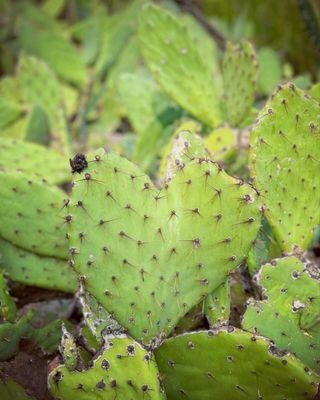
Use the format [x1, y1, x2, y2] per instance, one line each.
[0, 312, 33, 361]
[60, 324, 80, 371]
[247, 218, 282, 275]
[0, 171, 67, 258]
[1, 378, 36, 400]
[249, 83, 320, 252]
[222, 40, 258, 127]
[155, 329, 319, 399]
[67, 149, 261, 343]
[159, 120, 206, 181]
[242, 256, 320, 373]
[309, 82, 320, 101]
[18, 24, 86, 87]
[49, 335, 165, 400]
[17, 54, 70, 153]
[204, 281, 230, 327]
[204, 126, 237, 162]
[139, 3, 222, 127]
[0, 137, 70, 184]
[0, 238, 77, 293]
[79, 289, 124, 345]
[118, 69, 181, 171]
[0, 98, 23, 129]
[0, 272, 17, 322]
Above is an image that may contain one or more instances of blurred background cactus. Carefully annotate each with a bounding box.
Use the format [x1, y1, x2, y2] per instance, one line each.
[0, 0, 319, 399]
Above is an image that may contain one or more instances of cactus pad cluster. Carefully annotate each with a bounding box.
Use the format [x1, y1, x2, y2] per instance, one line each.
[1, 1, 320, 399]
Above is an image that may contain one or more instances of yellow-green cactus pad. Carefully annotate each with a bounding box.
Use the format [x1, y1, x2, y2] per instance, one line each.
[0, 171, 67, 258]
[242, 256, 320, 373]
[118, 70, 181, 171]
[139, 4, 222, 127]
[0, 238, 77, 293]
[222, 40, 258, 127]
[49, 335, 165, 400]
[204, 281, 230, 327]
[0, 272, 17, 322]
[0, 138, 70, 185]
[67, 149, 261, 343]
[204, 126, 237, 162]
[159, 120, 205, 182]
[155, 329, 319, 400]
[17, 54, 70, 154]
[249, 83, 320, 252]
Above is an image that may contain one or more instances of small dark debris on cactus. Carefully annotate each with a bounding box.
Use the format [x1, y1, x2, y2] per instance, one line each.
[69, 154, 88, 174]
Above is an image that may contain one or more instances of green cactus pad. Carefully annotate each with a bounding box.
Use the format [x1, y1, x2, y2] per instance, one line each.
[68, 149, 261, 343]
[222, 40, 258, 127]
[0, 171, 67, 258]
[0, 98, 23, 129]
[0, 378, 36, 400]
[139, 4, 222, 127]
[24, 105, 50, 146]
[60, 325, 80, 371]
[18, 24, 86, 87]
[0, 312, 32, 361]
[0, 238, 76, 293]
[181, 14, 221, 91]
[204, 126, 237, 162]
[49, 335, 165, 400]
[17, 54, 70, 154]
[204, 281, 230, 327]
[309, 82, 320, 102]
[0, 309, 69, 361]
[79, 289, 124, 344]
[249, 83, 320, 252]
[159, 120, 206, 182]
[118, 70, 181, 171]
[257, 47, 282, 95]
[242, 256, 320, 373]
[0, 138, 70, 185]
[155, 329, 319, 400]
[247, 218, 282, 275]
[0, 272, 17, 322]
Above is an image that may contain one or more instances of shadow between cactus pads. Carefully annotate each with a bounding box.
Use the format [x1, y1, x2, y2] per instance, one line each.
[67, 149, 261, 344]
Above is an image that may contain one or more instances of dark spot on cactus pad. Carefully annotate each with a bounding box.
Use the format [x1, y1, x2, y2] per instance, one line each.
[70, 153, 88, 174]
[96, 380, 105, 389]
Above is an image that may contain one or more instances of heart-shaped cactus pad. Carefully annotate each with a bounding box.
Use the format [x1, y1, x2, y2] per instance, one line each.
[68, 149, 261, 344]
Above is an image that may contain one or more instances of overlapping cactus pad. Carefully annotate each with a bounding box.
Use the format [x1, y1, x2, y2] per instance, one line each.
[155, 329, 319, 400]
[242, 256, 320, 373]
[0, 238, 76, 292]
[68, 149, 261, 343]
[159, 120, 206, 181]
[222, 40, 258, 126]
[139, 3, 222, 127]
[204, 281, 230, 327]
[49, 335, 165, 400]
[0, 171, 67, 258]
[249, 83, 320, 251]
[0, 137, 70, 184]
